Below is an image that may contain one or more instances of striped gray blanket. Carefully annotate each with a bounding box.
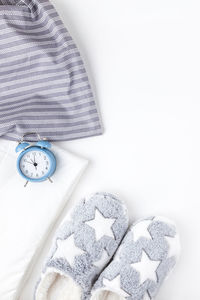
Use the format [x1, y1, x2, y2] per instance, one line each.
[0, 0, 102, 141]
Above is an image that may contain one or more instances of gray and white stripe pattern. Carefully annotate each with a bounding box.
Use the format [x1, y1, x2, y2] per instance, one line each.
[0, 0, 102, 141]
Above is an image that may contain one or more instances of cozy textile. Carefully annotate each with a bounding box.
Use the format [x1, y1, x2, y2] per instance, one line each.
[0, 140, 88, 300]
[0, 0, 102, 141]
[35, 193, 129, 300]
[92, 216, 181, 300]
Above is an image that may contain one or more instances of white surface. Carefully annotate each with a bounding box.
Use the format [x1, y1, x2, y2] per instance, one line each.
[0, 140, 87, 300]
[19, 0, 200, 299]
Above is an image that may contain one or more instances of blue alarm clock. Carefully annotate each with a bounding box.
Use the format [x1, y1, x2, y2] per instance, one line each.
[16, 133, 56, 186]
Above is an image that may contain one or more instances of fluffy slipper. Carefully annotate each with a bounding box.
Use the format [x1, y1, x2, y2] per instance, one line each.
[35, 192, 129, 300]
[91, 216, 181, 300]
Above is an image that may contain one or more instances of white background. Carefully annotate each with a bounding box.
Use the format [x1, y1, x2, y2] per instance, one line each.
[21, 0, 200, 299]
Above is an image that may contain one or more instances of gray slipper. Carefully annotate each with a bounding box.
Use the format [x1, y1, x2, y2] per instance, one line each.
[91, 216, 181, 300]
[35, 193, 129, 300]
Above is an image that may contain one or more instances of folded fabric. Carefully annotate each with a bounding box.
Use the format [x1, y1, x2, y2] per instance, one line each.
[91, 216, 181, 300]
[35, 193, 129, 300]
[0, 139, 88, 300]
[0, 0, 102, 141]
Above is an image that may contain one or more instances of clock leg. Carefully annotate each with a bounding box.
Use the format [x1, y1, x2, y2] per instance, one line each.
[48, 177, 53, 183]
[24, 181, 29, 187]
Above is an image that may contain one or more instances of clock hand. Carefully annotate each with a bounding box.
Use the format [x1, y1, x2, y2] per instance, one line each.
[33, 162, 38, 169]
[26, 161, 34, 165]
[31, 154, 38, 169]
[26, 159, 38, 168]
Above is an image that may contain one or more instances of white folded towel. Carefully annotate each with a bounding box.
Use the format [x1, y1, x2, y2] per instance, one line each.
[0, 140, 88, 300]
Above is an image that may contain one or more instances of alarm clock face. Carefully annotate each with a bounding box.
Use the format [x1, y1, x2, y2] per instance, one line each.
[18, 148, 55, 181]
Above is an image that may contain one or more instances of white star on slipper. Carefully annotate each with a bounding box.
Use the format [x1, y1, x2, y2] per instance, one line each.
[165, 234, 181, 259]
[103, 275, 130, 298]
[131, 220, 152, 242]
[86, 209, 116, 240]
[93, 249, 109, 269]
[131, 251, 160, 284]
[53, 234, 84, 267]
